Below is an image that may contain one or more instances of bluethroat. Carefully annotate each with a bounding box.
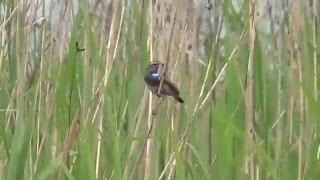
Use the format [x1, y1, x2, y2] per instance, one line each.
[144, 61, 184, 103]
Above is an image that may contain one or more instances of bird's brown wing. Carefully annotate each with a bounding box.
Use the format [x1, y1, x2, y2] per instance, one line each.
[163, 77, 184, 103]
[163, 77, 180, 95]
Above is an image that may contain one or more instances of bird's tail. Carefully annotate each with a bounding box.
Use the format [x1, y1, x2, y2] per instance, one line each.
[174, 95, 184, 103]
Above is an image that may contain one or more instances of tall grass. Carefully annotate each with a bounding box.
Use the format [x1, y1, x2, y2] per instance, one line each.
[0, 0, 319, 179]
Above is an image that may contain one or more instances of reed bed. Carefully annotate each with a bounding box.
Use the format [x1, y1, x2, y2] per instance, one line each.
[0, 0, 319, 179]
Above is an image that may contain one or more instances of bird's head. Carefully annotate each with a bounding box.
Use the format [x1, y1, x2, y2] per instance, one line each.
[144, 60, 164, 85]
[146, 60, 164, 71]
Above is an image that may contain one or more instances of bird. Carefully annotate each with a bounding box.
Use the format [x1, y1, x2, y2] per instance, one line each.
[144, 60, 184, 103]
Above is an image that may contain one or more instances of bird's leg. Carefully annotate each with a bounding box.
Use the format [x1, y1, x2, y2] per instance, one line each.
[157, 96, 165, 105]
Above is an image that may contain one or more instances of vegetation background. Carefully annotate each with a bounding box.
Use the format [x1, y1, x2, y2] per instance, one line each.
[0, 0, 319, 179]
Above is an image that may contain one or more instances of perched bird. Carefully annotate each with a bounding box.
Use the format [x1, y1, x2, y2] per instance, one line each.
[144, 60, 184, 103]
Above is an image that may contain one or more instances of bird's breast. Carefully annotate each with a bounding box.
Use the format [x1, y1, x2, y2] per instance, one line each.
[144, 68, 161, 86]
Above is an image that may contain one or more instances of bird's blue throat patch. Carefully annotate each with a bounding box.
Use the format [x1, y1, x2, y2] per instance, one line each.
[144, 67, 162, 85]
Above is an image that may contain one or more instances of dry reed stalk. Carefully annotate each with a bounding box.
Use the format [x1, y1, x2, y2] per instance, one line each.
[144, 1, 155, 179]
[122, 1, 150, 178]
[62, 108, 81, 162]
[297, 45, 304, 180]
[244, 0, 256, 178]
[288, 1, 305, 179]
[164, 14, 232, 180]
[103, 1, 124, 87]
[33, 34, 47, 173]
[95, 0, 124, 178]
[94, 93, 104, 178]
[198, 20, 244, 110]
[273, 1, 284, 177]
[143, 6, 177, 180]
[57, 107, 81, 178]
[123, 91, 148, 179]
[312, 0, 318, 100]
